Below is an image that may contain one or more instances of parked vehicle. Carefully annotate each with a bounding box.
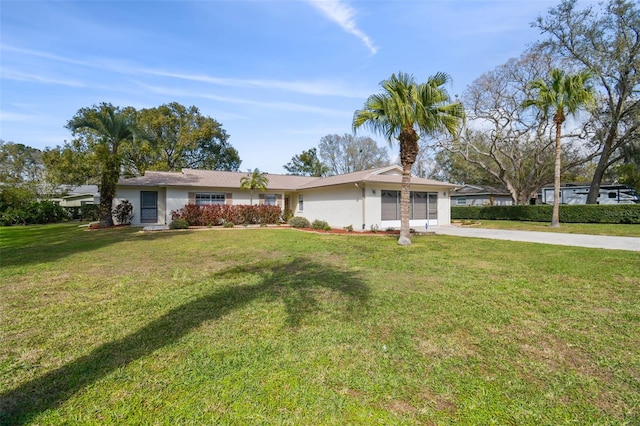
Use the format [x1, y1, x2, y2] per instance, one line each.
[540, 184, 639, 205]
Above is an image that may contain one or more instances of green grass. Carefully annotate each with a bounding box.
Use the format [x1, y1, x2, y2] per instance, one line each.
[1, 223, 639, 425]
[455, 219, 640, 237]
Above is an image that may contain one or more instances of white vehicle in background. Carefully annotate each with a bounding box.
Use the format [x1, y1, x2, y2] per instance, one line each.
[540, 184, 640, 205]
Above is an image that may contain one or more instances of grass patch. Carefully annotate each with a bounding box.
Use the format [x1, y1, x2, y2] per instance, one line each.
[459, 219, 640, 237]
[1, 223, 639, 424]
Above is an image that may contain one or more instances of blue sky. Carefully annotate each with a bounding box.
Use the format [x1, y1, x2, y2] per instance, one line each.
[1, 0, 568, 174]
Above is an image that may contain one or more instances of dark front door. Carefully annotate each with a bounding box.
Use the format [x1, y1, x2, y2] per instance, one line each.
[141, 191, 158, 223]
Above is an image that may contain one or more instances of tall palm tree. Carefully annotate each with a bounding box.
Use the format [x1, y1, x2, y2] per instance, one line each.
[240, 168, 269, 205]
[353, 72, 464, 245]
[522, 69, 595, 227]
[67, 103, 135, 227]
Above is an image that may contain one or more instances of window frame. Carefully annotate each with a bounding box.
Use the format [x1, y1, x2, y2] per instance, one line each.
[195, 192, 226, 206]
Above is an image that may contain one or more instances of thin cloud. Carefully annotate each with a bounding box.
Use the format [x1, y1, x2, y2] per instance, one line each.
[307, 0, 378, 55]
[1, 44, 367, 98]
[0, 110, 37, 122]
[138, 68, 367, 98]
[136, 83, 353, 117]
[1, 68, 85, 88]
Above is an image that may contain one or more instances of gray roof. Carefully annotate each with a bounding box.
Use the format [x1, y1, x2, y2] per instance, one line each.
[118, 166, 456, 191]
[451, 184, 511, 196]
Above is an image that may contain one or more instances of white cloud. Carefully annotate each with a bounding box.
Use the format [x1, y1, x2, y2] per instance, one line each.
[135, 83, 353, 117]
[138, 68, 368, 98]
[307, 0, 378, 55]
[1, 68, 85, 87]
[0, 110, 36, 122]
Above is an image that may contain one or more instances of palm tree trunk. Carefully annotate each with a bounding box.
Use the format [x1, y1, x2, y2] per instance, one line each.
[398, 165, 412, 246]
[551, 121, 562, 228]
[398, 128, 419, 246]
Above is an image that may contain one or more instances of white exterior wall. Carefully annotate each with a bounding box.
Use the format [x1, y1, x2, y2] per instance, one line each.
[115, 187, 167, 226]
[116, 186, 289, 226]
[438, 188, 452, 227]
[116, 182, 453, 228]
[297, 186, 364, 229]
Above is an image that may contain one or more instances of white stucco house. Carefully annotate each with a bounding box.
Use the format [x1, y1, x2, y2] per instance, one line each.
[115, 165, 457, 230]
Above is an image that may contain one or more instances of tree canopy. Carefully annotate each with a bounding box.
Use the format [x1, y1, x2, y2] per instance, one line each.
[523, 68, 596, 226]
[283, 148, 328, 177]
[438, 49, 596, 205]
[534, 0, 639, 203]
[130, 102, 240, 175]
[353, 72, 464, 245]
[318, 134, 390, 176]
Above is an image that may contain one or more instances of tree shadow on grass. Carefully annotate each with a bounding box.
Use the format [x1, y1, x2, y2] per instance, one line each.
[0, 223, 193, 269]
[0, 257, 369, 425]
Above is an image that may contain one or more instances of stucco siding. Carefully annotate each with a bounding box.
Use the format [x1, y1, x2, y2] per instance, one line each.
[115, 187, 166, 226]
[297, 186, 363, 229]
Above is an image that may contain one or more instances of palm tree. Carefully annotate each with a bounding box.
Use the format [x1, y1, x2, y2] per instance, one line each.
[67, 103, 135, 227]
[522, 69, 595, 227]
[353, 72, 464, 245]
[240, 168, 269, 205]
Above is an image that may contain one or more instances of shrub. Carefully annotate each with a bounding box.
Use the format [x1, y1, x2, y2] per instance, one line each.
[0, 200, 68, 226]
[288, 216, 311, 228]
[451, 204, 640, 224]
[112, 200, 133, 225]
[171, 204, 283, 226]
[169, 218, 190, 229]
[343, 224, 354, 232]
[311, 219, 331, 231]
[223, 221, 234, 228]
[80, 204, 99, 221]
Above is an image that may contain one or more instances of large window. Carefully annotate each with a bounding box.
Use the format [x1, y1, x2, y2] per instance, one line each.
[264, 194, 277, 206]
[381, 190, 437, 220]
[195, 192, 225, 205]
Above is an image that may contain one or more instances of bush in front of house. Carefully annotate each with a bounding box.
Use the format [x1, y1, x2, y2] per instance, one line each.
[451, 204, 640, 224]
[288, 216, 311, 228]
[169, 218, 190, 229]
[311, 219, 331, 231]
[112, 200, 133, 225]
[171, 204, 283, 226]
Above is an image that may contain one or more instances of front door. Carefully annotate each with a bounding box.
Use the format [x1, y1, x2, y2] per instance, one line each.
[141, 191, 158, 223]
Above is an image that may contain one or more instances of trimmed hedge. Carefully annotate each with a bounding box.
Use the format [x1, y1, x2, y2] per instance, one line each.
[171, 204, 283, 226]
[451, 204, 640, 224]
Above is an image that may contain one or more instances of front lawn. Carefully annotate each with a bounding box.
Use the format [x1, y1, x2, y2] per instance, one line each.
[1, 224, 639, 424]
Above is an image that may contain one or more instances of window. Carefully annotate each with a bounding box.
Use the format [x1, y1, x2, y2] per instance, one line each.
[298, 195, 303, 211]
[456, 197, 467, 206]
[195, 193, 225, 205]
[608, 192, 617, 199]
[264, 194, 277, 206]
[381, 190, 438, 220]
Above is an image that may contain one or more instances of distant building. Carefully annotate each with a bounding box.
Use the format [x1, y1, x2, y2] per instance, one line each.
[540, 183, 639, 205]
[49, 185, 99, 207]
[450, 185, 513, 206]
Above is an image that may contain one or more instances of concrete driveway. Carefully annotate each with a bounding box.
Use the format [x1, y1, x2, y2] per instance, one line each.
[432, 226, 640, 252]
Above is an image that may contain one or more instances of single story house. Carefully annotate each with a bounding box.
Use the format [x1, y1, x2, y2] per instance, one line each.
[115, 165, 457, 230]
[450, 184, 513, 206]
[49, 185, 100, 207]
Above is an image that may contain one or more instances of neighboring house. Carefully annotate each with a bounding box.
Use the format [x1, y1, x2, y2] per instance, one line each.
[450, 185, 513, 206]
[115, 165, 456, 230]
[49, 185, 100, 207]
